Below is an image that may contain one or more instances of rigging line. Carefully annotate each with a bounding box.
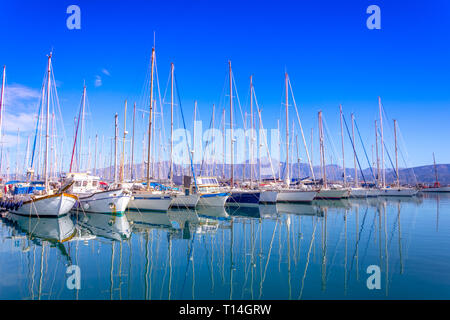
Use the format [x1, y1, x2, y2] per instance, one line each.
[252, 88, 277, 182]
[199, 110, 215, 175]
[30, 72, 47, 170]
[396, 124, 417, 184]
[342, 114, 367, 184]
[347, 206, 369, 281]
[377, 128, 398, 180]
[322, 116, 340, 164]
[354, 118, 375, 180]
[231, 70, 246, 130]
[287, 78, 315, 180]
[174, 73, 198, 191]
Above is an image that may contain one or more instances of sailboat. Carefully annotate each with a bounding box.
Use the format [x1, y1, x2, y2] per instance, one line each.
[314, 111, 350, 200]
[379, 115, 417, 196]
[127, 47, 172, 212]
[63, 88, 131, 214]
[276, 73, 317, 203]
[166, 63, 200, 208]
[224, 61, 262, 205]
[422, 153, 450, 192]
[5, 53, 77, 217]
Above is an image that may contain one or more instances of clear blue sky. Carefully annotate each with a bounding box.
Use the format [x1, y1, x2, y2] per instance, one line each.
[1, 0, 449, 172]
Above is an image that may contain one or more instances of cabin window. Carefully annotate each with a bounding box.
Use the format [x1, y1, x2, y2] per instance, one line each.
[92, 181, 98, 187]
[82, 181, 88, 187]
[75, 181, 82, 187]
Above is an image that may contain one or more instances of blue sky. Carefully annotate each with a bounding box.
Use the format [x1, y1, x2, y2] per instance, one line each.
[1, 0, 450, 173]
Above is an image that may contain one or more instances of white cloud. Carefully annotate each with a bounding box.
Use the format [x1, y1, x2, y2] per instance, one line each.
[1, 83, 40, 134]
[102, 68, 110, 76]
[94, 75, 102, 87]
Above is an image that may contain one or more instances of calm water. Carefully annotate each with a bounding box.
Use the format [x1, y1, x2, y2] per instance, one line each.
[0, 194, 449, 300]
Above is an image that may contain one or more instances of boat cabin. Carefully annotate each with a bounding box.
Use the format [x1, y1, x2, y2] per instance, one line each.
[63, 172, 102, 194]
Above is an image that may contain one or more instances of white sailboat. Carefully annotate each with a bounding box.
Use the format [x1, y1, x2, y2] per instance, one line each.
[6, 53, 77, 217]
[127, 47, 173, 212]
[380, 117, 417, 197]
[314, 111, 350, 200]
[276, 73, 317, 203]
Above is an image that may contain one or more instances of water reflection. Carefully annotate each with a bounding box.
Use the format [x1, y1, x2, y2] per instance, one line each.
[0, 194, 449, 299]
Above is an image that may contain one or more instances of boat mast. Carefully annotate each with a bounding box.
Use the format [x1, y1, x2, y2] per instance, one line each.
[146, 48, 155, 191]
[192, 101, 197, 177]
[94, 133, 98, 176]
[222, 108, 225, 179]
[285, 73, 290, 187]
[378, 97, 385, 187]
[394, 119, 399, 187]
[44, 53, 52, 193]
[114, 113, 118, 184]
[433, 152, 439, 186]
[375, 120, 380, 187]
[318, 111, 327, 188]
[250, 75, 254, 188]
[120, 100, 127, 183]
[351, 113, 358, 187]
[78, 84, 86, 171]
[169, 63, 174, 185]
[339, 105, 346, 186]
[131, 102, 136, 181]
[229, 61, 234, 186]
[0, 66, 5, 167]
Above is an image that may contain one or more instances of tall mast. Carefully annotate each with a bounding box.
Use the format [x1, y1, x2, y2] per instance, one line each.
[169, 63, 174, 184]
[250, 75, 254, 188]
[192, 101, 197, 177]
[44, 53, 52, 193]
[0, 66, 5, 157]
[114, 113, 118, 184]
[79, 84, 86, 171]
[375, 120, 380, 187]
[351, 113, 358, 187]
[146, 48, 155, 190]
[285, 73, 290, 186]
[258, 108, 262, 184]
[222, 108, 225, 179]
[15, 128, 20, 180]
[94, 134, 98, 176]
[131, 102, 136, 181]
[318, 111, 327, 188]
[339, 105, 346, 186]
[229, 61, 234, 186]
[378, 96, 385, 187]
[394, 119, 399, 187]
[120, 100, 127, 183]
[433, 152, 439, 186]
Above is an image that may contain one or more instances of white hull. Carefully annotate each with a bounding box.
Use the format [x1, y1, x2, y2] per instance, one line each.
[78, 212, 131, 241]
[9, 193, 77, 217]
[314, 188, 350, 200]
[422, 186, 450, 192]
[8, 213, 76, 242]
[381, 188, 418, 197]
[170, 193, 200, 208]
[349, 188, 368, 198]
[259, 190, 278, 203]
[197, 193, 230, 207]
[277, 190, 317, 203]
[366, 189, 381, 197]
[77, 189, 131, 213]
[128, 191, 172, 211]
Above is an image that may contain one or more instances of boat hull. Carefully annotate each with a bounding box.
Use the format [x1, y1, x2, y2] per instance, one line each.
[349, 188, 368, 198]
[9, 193, 77, 217]
[277, 190, 317, 203]
[259, 190, 278, 203]
[366, 189, 381, 197]
[77, 189, 131, 214]
[197, 192, 230, 207]
[226, 190, 260, 206]
[170, 193, 200, 208]
[381, 188, 418, 197]
[421, 187, 450, 192]
[128, 192, 172, 211]
[314, 189, 350, 200]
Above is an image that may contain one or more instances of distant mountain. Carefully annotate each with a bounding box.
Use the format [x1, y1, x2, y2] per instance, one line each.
[89, 161, 450, 186]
